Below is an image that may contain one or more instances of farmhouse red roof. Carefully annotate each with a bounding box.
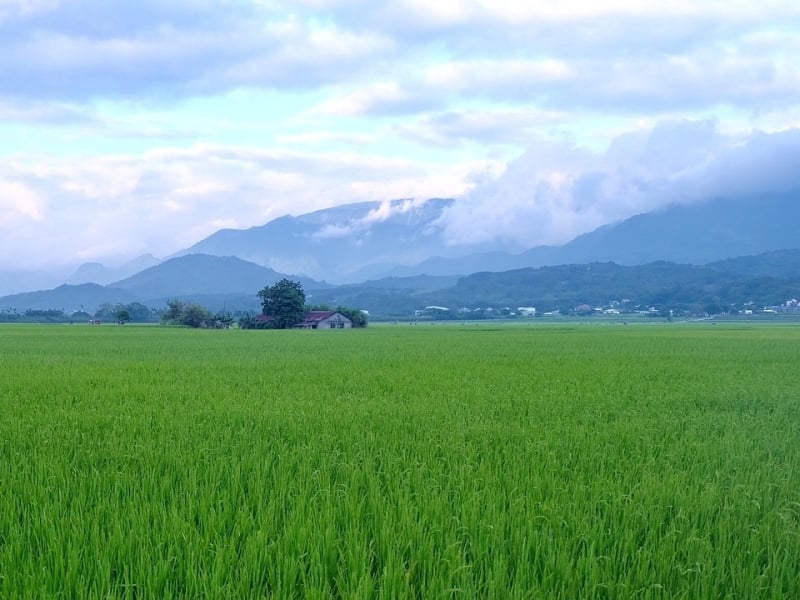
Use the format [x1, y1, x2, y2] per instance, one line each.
[302, 310, 337, 323]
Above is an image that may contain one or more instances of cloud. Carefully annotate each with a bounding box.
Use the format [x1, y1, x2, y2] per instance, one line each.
[434, 122, 800, 250]
[0, 99, 95, 124]
[310, 223, 357, 240]
[310, 82, 439, 117]
[362, 198, 421, 223]
[1, 0, 798, 277]
[0, 177, 45, 226]
[0, 0, 57, 21]
[396, 107, 565, 147]
[1, 0, 794, 115]
[309, 197, 427, 240]
[0, 2, 392, 100]
[0, 144, 482, 269]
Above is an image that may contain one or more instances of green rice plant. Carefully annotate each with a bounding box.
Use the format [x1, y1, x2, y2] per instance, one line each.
[0, 323, 798, 597]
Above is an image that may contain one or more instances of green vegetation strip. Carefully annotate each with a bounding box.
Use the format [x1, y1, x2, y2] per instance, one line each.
[1, 324, 799, 597]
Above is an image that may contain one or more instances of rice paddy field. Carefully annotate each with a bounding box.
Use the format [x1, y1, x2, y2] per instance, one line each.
[1, 322, 799, 598]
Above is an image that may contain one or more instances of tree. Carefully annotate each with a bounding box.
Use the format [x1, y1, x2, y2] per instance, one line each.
[213, 310, 234, 329]
[336, 306, 368, 328]
[126, 302, 153, 322]
[160, 299, 214, 328]
[161, 299, 185, 324]
[115, 308, 130, 324]
[180, 303, 213, 328]
[95, 302, 116, 320]
[306, 303, 332, 311]
[238, 314, 256, 330]
[257, 279, 306, 329]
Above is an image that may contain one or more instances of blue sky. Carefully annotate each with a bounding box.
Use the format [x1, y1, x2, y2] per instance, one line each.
[1, 0, 799, 270]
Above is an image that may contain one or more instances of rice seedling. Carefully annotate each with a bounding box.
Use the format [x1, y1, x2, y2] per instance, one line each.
[0, 323, 798, 597]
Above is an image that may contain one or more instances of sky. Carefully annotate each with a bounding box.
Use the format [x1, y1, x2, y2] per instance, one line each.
[1, 0, 799, 272]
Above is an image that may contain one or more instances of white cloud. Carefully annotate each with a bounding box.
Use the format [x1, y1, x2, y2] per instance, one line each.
[435, 122, 800, 249]
[425, 59, 572, 91]
[310, 223, 357, 240]
[0, 177, 45, 225]
[0, 145, 481, 269]
[309, 197, 427, 240]
[0, 99, 91, 124]
[310, 82, 436, 117]
[0, 0, 57, 21]
[0, 4, 392, 100]
[362, 198, 421, 224]
[396, 107, 565, 147]
[0, 0, 796, 132]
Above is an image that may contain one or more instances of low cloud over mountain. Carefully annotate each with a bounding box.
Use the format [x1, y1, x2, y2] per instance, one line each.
[435, 123, 800, 250]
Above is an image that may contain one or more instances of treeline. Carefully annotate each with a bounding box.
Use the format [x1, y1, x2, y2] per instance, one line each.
[0, 308, 73, 323]
[160, 299, 236, 329]
[0, 302, 161, 323]
[438, 262, 800, 314]
[161, 280, 367, 329]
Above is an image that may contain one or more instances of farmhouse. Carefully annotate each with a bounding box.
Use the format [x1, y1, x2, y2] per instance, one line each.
[294, 310, 353, 329]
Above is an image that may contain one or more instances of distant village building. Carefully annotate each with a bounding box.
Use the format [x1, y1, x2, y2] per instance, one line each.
[414, 306, 450, 317]
[294, 310, 353, 329]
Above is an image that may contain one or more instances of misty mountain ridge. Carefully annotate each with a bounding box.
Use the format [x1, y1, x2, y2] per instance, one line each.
[0, 254, 163, 297]
[0, 270, 63, 298]
[0, 283, 138, 314]
[0, 255, 326, 314]
[109, 254, 325, 300]
[287, 249, 800, 317]
[0, 190, 798, 312]
[68, 254, 162, 286]
[383, 192, 800, 277]
[177, 198, 515, 282]
[173, 191, 800, 282]
[4, 249, 799, 318]
[3, 189, 797, 294]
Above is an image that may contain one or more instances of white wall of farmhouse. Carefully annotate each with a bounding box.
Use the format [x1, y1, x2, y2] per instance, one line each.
[317, 313, 352, 329]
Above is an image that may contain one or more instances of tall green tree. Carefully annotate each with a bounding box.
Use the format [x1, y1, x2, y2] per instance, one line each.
[257, 279, 306, 329]
[180, 303, 213, 328]
[161, 299, 185, 324]
[126, 302, 154, 322]
[115, 308, 130, 324]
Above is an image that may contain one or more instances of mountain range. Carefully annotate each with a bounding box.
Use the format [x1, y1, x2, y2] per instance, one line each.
[176, 191, 800, 281]
[0, 255, 325, 314]
[4, 249, 798, 318]
[380, 192, 800, 277]
[0, 191, 798, 315]
[68, 254, 162, 286]
[175, 198, 469, 282]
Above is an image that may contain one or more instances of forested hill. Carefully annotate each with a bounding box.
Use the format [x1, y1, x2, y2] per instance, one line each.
[2, 250, 799, 318]
[705, 249, 800, 278]
[427, 261, 799, 312]
[307, 250, 800, 316]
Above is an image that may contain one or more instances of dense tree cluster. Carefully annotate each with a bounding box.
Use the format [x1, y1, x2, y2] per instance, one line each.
[160, 299, 233, 329]
[0, 308, 68, 323]
[95, 302, 159, 323]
